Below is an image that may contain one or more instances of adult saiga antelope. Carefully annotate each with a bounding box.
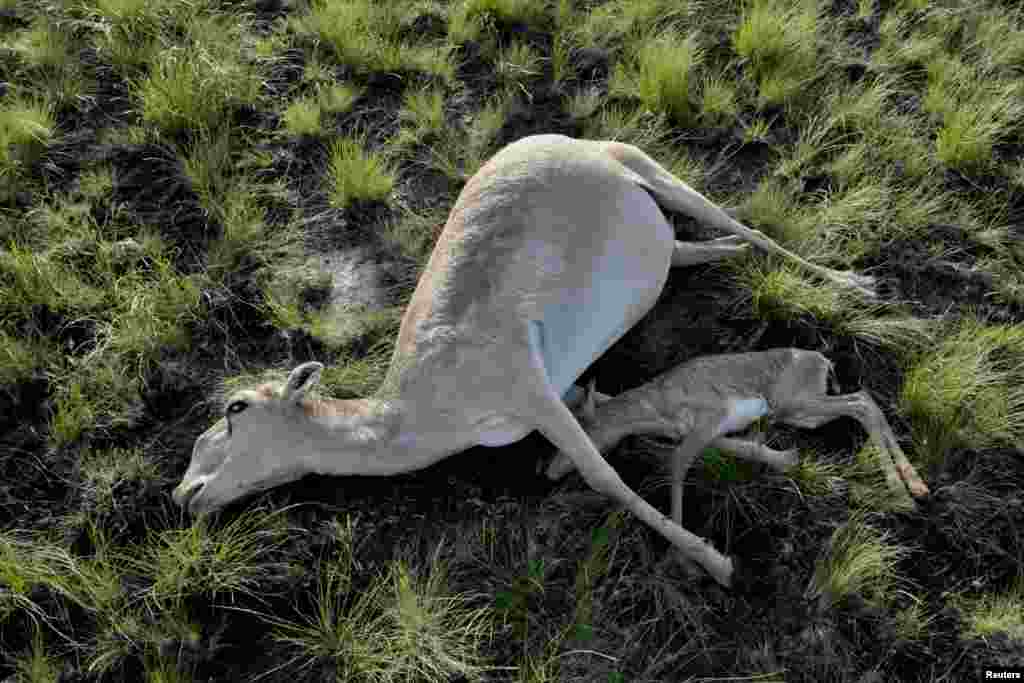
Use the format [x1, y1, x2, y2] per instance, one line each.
[173, 134, 878, 587]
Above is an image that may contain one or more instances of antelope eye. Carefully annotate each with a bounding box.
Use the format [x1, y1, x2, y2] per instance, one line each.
[227, 400, 248, 415]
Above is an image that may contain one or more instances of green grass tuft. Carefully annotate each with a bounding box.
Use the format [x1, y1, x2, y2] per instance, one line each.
[327, 137, 396, 208]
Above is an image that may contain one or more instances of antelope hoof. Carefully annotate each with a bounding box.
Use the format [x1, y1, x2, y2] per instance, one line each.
[832, 270, 879, 300]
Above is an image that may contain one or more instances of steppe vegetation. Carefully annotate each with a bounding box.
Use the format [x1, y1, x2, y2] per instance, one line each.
[0, 0, 1022, 680]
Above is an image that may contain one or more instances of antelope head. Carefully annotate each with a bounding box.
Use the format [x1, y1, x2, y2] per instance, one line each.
[173, 362, 397, 515]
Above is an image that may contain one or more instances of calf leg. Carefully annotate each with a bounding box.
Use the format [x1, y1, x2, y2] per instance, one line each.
[670, 397, 771, 526]
[548, 433, 797, 481]
[711, 437, 798, 470]
[777, 391, 929, 502]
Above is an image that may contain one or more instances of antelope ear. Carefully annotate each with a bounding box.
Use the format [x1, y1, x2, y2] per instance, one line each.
[283, 362, 324, 403]
[582, 378, 597, 422]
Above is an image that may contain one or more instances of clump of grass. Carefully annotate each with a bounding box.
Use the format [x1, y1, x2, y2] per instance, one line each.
[260, 261, 332, 334]
[982, 257, 1024, 309]
[84, 0, 206, 70]
[182, 127, 234, 212]
[741, 178, 806, 246]
[327, 137, 396, 207]
[381, 205, 448, 267]
[804, 178, 892, 263]
[566, 88, 601, 120]
[0, 95, 56, 187]
[282, 83, 363, 138]
[886, 181, 950, 239]
[459, 0, 549, 28]
[699, 73, 738, 126]
[88, 0, 174, 27]
[733, 249, 936, 354]
[124, 507, 296, 609]
[737, 260, 848, 326]
[134, 15, 262, 134]
[922, 55, 1023, 171]
[776, 81, 902, 184]
[68, 512, 293, 676]
[263, 552, 492, 682]
[900, 315, 1024, 465]
[282, 97, 323, 136]
[10, 16, 86, 108]
[77, 167, 115, 201]
[51, 355, 145, 446]
[893, 598, 936, 641]
[579, 102, 673, 152]
[0, 331, 49, 386]
[0, 243, 105, 321]
[301, 53, 336, 86]
[733, 0, 822, 107]
[292, 0, 453, 79]
[136, 49, 251, 133]
[265, 556, 393, 678]
[78, 447, 160, 515]
[806, 513, 910, 609]
[419, 92, 507, 182]
[493, 556, 548, 644]
[395, 86, 448, 145]
[205, 178, 294, 281]
[103, 257, 201, 359]
[739, 116, 773, 144]
[954, 580, 1024, 641]
[448, 0, 551, 43]
[973, 8, 1024, 72]
[12, 17, 73, 70]
[311, 304, 403, 354]
[787, 454, 844, 497]
[495, 41, 544, 92]
[86, 0, 214, 69]
[575, 0, 691, 50]
[0, 532, 86, 648]
[839, 314, 935, 358]
[934, 92, 1020, 172]
[320, 82, 362, 115]
[613, 30, 704, 125]
[550, 28, 575, 86]
[50, 377, 96, 447]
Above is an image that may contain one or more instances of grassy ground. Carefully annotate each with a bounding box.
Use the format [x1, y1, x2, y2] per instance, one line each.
[1, 0, 1023, 680]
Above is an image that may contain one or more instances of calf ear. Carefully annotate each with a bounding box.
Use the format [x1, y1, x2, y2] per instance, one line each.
[582, 378, 597, 422]
[283, 362, 324, 403]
